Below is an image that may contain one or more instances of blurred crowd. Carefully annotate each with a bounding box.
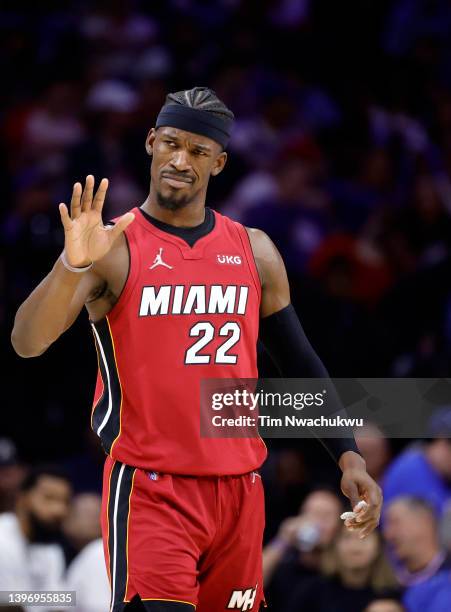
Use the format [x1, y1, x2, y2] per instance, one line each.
[0, 425, 451, 611]
[2, 0, 451, 610]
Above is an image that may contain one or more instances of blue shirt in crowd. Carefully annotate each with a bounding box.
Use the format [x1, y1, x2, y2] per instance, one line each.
[403, 555, 451, 612]
[382, 446, 451, 516]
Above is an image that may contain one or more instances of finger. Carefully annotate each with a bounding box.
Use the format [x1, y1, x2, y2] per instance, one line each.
[354, 504, 371, 521]
[349, 514, 377, 529]
[81, 175, 95, 213]
[345, 517, 377, 535]
[92, 178, 109, 212]
[356, 477, 383, 510]
[59, 203, 73, 231]
[108, 212, 135, 241]
[358, 522, 379, 539]
[366, 484, 383, 509]
[70, 183, 82, 219]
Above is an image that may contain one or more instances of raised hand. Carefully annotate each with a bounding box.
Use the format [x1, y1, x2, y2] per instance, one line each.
[59, 175, 135, 267]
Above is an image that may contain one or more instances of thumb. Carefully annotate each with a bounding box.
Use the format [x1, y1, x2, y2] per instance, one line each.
[108, 212, 135, 241]
[59, 203, 73, 231]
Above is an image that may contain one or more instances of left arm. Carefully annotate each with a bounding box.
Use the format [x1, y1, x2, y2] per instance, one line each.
[246, 227, 382, 536]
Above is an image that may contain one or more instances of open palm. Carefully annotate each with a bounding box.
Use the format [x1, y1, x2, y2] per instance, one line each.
[59, 175, 135, 267]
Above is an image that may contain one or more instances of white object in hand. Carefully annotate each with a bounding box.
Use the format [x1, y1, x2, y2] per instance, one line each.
[340, 501, 368, 521]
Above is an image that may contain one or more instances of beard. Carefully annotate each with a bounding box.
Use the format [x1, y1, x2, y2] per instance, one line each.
[155, 179, 200, 211]
[28, 510, 62, 544]
[155, 188, 192, 211]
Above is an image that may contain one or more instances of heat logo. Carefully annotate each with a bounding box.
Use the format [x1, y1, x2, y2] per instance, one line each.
[227, 584, 257, 610]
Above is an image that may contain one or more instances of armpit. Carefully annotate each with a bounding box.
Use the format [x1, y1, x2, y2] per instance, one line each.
[86, 281, 109, 304]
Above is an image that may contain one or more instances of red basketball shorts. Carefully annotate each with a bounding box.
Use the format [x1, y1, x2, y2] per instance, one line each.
[101, 456, 266, 611]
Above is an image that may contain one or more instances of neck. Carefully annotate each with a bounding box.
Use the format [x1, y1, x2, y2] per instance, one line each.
[142, 186, 207, 227]
[405, 544, 439, 573]
[340, 566, 372, 588]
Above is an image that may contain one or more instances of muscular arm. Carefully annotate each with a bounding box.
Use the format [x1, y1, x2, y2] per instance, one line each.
[11, 260, 104, 358]
[247, 227, 382, 534]
[11, 176, 134, 358]
[246, 226, 360, 446]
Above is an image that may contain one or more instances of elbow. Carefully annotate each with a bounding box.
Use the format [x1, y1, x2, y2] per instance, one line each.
[10, 328, 46, 358]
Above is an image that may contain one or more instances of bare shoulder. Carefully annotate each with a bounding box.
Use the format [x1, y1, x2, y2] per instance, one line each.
[244, 226, 285, 280]
[244, 226, 290, 313]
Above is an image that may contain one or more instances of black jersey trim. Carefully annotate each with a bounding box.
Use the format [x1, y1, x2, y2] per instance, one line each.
[138, 207, 215, 247]
[90, 317, 122, 454]
[107, 462, 136, 610]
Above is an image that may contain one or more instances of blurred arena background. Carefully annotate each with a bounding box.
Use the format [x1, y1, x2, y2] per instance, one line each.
[1, 1, 451, 611]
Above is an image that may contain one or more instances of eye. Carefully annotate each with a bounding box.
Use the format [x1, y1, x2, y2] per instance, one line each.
[195, 150, 207, 156]
[164, 140, 177, 147]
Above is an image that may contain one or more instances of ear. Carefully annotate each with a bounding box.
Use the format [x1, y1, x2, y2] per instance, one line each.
[145, 128, 156, 156]
[211, 151, 227, 177]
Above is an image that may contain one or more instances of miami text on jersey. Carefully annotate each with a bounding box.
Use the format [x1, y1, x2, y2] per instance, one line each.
[138, 284, 249, 316]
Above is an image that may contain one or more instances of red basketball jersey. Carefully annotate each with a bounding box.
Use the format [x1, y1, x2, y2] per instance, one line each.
[90, 207, 267, 475]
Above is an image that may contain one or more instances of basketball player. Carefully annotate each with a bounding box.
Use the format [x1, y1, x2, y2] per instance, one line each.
[12, 87, 382, 611]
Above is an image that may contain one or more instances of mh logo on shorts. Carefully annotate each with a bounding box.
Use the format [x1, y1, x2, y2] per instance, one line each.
[227, 584, 257, 610]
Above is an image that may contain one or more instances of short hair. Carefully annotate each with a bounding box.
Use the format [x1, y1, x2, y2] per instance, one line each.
[20, 464, 71, 492]
[389, 495, 437, 519]
[164, 86, 234, 122]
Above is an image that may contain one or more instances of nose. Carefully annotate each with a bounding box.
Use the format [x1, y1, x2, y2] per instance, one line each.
[170, 149, 191, 172]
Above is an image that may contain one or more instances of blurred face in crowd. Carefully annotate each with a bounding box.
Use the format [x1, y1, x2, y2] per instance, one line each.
[301, 490, 342, 547]
[335, 525, 379, 571]
[0, 464, 26, 512]
[364, 601, 404, 612]
[146, 126, 227, 211]
[427, 439, 451, 480]
[355, 423, 390, 482]
[63, 493, 102, 551]
[383, 499, 437, 565]
[19, 475, 72, 543]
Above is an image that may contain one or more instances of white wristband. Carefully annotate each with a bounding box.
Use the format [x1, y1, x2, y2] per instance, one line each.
[60, 250, 93, 273]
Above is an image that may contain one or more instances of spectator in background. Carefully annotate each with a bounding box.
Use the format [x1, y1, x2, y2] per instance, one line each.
[440, 500, 451, 554]
[382, 407, 451, 516]
[286, 525, 398, 612]
[64, 494, 110, 612]
[383, 496, 451, 612]
[62, 493, 103, 563]
[263, 487, 343, 611]
[0, 466, 71, 609]
[0, 438, 26, 513]
[355, 423, 392, 483]
[364, 591, 406, 612]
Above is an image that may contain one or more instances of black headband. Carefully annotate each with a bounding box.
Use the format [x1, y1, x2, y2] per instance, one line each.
[155, 104, 233, 149]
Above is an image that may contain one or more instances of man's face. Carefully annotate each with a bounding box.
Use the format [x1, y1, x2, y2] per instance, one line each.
[147, 126, 227, 211]
[22, 475, 72, 543]
[383, 500, 434, 563]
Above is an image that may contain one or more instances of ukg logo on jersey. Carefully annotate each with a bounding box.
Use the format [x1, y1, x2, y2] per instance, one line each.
[217, 254, 242, 265]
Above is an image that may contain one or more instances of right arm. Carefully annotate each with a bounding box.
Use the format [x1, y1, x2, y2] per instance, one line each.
[11, 258, 102, 357]
[11, 176, 134, 358]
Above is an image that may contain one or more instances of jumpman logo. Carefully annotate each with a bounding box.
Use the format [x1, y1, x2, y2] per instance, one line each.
[150, 247, 173, 270]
